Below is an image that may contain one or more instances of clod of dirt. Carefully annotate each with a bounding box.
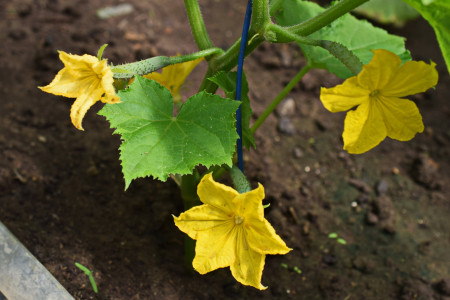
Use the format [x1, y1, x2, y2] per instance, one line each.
[418, 240, 432, 255]
[322, 254, 337, 266]
[348, 178, 372, 194]
[61, 5, 81, 18]
[314, 116, 333, 131]
[400, 279, 435, 300]
[302, 71, 322, 91]
[376, 179, 389, 195]
[366, 211, 379, 225]
[372, 194, 396, 234]
[9, 28, 28, 41]
[258, 54, 282, 68]
[280, 46, 293, 67]
[277, 116, 296, 135]
[11, 0, 33, 17]
[433, 278, 450, 296]
[0, 167, 11, 196]
[293, 147, 304, 158]
[410, 154, 441, 190]
[352, 256, 375, 274]
[276, 97, 296, 117]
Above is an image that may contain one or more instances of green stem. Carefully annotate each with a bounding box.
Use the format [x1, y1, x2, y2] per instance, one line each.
[252, 0, 270, 34]
[251, 64, 312, 133]
[198, 67, 216, 92]
[289, 0, 370, 37]
[180, 172, 202, 270]
[169, 48, 223, 63]
[184, 0, 215, 51]
[268, 23, 321, 46]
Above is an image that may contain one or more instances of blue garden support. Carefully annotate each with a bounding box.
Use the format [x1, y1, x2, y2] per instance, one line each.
[236, 0, 253, 173]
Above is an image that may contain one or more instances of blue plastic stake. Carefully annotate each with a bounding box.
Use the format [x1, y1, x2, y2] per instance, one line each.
[236, 0, 253, 173]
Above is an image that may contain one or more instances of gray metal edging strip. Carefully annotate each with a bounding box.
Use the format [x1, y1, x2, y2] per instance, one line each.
[0, 221, 74, 300]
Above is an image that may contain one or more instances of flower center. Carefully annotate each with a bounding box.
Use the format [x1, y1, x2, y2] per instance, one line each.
[370, 89, 381, 97]
[234, 215, 245, 225]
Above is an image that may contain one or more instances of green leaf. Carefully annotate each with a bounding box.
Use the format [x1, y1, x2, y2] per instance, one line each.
[337, 238, 347, 245]
[328, 232, 338, 239]
[276, 0, 411, 78]
[99, 76, 240, 188]
[354, 0, 419, 27]
[208, 71, 255, 149]
[401, 0, 450, 74]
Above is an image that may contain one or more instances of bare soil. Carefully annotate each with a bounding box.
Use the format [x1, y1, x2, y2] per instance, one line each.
[1, 0, 449, 299]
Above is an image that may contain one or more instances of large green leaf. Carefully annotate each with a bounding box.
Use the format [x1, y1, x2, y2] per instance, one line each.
[276, 0, 410, 78]
[402, 0, 450, 74]
[354, 0, 419, 26]
[208, 71, 255, 149]
[99, 76, 240, 188]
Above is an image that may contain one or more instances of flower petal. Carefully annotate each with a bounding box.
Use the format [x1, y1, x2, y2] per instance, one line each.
[192, 221, 236, 274]
[383, 60, 438, 98]
[230, 227, 267, 290]
[357, 49, 401, 91]
[235, 183, 265, 221]
[99, 64, 120, 103]
[58, 51, 99, 77]
[320, 77, 369, 112]
[173, 204, 232, 240]
[197, 173, 239, 215]
[377, 96, 424, 141]
[343, 101, 387, 154]
[144, 57, 203, 102]
[70, 88, 103, 130]
[39, 67, 82, 98]
[245, 219, 291, 255]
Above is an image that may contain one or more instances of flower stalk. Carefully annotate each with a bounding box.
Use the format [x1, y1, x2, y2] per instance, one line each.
[252, 64, 312, 133]
[184, 0, 215, 51]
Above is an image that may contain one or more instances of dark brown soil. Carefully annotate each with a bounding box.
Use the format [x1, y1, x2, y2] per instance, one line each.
[1, 0, 449, 299]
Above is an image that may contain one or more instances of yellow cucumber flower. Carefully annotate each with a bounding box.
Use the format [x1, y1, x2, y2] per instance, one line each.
[320, 49, 438, 154]
[173, 173, 291, 290]
[39, 51, 120, 130]
[144, 57, 203, 103]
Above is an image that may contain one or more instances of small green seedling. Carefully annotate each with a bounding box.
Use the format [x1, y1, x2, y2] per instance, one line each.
[281, 263, 302, 274]
[75, 262, 98, 293]
[328, 232, 338, 239]
[328, 232, 347, 245]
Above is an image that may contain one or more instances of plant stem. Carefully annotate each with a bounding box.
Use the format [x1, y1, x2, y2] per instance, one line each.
[268, 23, 321, 46]
[251, 0, 269, 34]
[289, 0, 370, 37]
[180, 172, 202, 270]
[184, 0, 215, 51]
[169, 48, 224, 64]
[251, 64, 312, 133]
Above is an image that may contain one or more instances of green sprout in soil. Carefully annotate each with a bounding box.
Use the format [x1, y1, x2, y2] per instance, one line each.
[281, 263, 302, 274]
[328, 232, 347, 245]
[75, 262, 98, 293]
